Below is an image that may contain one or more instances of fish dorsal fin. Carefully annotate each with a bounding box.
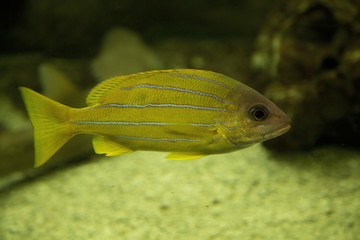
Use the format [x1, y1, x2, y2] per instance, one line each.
[166, 152, 208, 160]
[86, 69, 221, 106]
[86, 70, 167, 106]
[86, 75, 133, 106]
[92, 135, 133, 156]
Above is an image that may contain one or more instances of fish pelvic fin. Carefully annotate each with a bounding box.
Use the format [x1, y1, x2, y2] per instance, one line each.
[19, 87, 75, 167]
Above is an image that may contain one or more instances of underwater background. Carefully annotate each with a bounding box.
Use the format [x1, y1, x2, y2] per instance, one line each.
[0, 0, 360, 239]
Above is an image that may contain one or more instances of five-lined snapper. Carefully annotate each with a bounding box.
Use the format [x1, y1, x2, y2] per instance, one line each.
[19, 69, 291, 167]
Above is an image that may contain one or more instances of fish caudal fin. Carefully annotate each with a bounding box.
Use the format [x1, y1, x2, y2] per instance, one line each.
[19, 87, 74, 167]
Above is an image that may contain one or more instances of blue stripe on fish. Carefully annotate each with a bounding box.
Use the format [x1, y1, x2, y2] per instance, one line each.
[121, 84, 236, 105]
[87, 103, 233, 112]
[73, 121, 168, 125]
[165, 72, 231, 89]
[72, 121, 216, 127]
[215, 120, 238, 130]
[191, 123, 216, 127]
[115, 135, 201, 142]
[222, 125, 238, 130]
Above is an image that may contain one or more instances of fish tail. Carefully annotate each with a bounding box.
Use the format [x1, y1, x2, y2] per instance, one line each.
[19, 87, 75, 167]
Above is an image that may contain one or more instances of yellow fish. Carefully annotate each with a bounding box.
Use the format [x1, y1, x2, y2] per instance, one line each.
[20, 69, 291, 167]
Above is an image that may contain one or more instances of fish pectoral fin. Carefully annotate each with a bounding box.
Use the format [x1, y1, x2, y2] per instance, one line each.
[166, 152, 208, 160]
[92, 135, 133, 156]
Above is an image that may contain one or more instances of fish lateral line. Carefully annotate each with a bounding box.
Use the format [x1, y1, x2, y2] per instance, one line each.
[165, 72, 232, 89]
[71, 120, 216, 127]
[120, 84, 237, 105]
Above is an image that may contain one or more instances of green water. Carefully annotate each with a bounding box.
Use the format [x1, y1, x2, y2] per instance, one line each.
[1, 0, 360, 239]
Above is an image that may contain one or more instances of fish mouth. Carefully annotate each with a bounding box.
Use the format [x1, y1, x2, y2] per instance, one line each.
[264, 123, 291, 140]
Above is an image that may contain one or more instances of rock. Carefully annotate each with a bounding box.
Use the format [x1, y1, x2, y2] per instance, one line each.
[251, 0, 360, 150]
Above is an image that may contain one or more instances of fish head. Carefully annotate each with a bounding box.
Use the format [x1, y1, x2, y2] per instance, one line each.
[225, 84, 291, 147]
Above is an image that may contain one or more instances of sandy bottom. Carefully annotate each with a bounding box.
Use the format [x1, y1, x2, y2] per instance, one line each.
[0, 144, 359, 240]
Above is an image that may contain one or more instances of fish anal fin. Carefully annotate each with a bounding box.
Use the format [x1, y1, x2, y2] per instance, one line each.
[166, 152, 208, 160]
[93, 135, 133, 156]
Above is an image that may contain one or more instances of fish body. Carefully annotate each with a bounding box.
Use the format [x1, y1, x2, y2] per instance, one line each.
[20, 69, 291, 167]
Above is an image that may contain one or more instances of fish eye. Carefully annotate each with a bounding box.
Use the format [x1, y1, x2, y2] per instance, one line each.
[249, 104, 269, 121]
